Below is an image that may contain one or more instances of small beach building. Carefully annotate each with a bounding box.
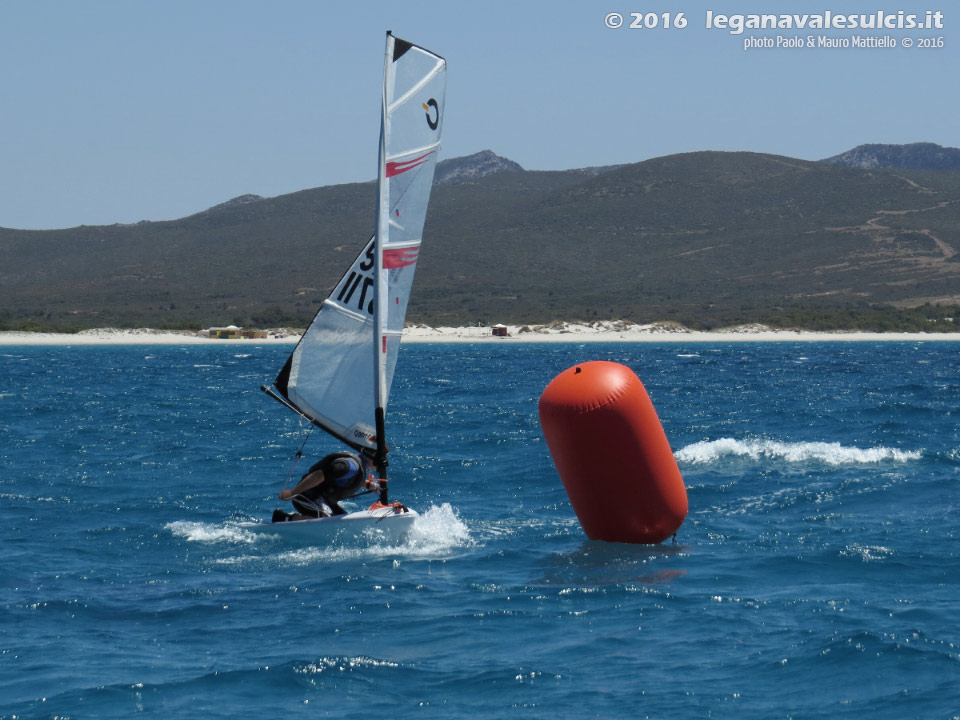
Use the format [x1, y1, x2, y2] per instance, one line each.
[207, 326, 269, 339]
[207, 325, 242, 339]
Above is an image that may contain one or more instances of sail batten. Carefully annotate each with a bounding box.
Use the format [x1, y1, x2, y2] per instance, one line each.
[321, 299, 373, 324]
[268, 32, 445, 452]
[388, 65, 445, 113]
[387, 145, 441, 160]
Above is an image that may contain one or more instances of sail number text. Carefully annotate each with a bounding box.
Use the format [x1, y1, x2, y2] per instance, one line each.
[336, 241, 376, 316]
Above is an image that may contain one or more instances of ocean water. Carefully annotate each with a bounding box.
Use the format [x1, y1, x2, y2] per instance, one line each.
[2, 341, 960, 719]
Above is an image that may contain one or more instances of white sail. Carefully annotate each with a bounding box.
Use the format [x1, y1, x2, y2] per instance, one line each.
[268, 33, 445, 452]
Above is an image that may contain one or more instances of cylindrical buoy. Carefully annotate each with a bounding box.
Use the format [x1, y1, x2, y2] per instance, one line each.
[538, 361, 687, 544]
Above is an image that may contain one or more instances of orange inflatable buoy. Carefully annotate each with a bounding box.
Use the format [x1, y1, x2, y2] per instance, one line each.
[538, 361, 687, 544]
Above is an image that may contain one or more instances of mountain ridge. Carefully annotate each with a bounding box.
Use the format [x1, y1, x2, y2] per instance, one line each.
[821, 142, 960, 170]
[3, 145, 960, 331]
[434, 150, 524, 184]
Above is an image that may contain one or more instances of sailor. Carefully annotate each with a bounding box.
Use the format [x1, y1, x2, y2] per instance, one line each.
[273, 450, 377, 522]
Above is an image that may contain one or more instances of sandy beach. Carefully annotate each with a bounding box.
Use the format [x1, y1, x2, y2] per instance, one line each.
[3, 321, 960, 345]
[401, 322, 960, 343]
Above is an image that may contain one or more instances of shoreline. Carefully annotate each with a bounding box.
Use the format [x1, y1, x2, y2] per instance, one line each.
[3, 322, 960, 345]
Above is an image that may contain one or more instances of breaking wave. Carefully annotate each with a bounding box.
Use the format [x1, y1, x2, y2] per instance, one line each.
[675, 438, 923, 466]
[165, 520, 260, 544]
[168, 504, 473, 567]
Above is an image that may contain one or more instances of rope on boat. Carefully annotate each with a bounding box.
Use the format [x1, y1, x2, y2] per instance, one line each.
[280, 422, 314, 493]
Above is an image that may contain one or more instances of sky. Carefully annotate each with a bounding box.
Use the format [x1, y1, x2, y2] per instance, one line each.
[1, 0, 955, 229]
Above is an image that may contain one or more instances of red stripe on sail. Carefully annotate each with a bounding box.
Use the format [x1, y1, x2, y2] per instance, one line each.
[383, 247, 420, 269]
[385, 151, 434, 178]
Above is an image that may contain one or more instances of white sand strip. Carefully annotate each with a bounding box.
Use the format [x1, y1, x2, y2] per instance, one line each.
[3, 322, 960, 346]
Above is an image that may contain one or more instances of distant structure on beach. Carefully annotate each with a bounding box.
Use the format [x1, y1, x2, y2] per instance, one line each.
[207, 325, 267, 339]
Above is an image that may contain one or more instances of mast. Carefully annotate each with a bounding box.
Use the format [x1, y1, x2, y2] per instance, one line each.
[373, 31, 394, 501]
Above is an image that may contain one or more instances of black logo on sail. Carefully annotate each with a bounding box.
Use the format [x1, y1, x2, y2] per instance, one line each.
[422, 98, 439, 130]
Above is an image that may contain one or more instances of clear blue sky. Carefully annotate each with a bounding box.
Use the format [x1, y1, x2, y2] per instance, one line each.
[1, 0, 955, 229]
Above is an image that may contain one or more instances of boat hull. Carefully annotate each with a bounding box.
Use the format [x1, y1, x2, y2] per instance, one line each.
[240, 506, 419, 544]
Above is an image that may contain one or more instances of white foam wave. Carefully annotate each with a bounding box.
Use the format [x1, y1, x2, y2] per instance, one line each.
[294, 657, 400, 674]
[165, 520, 259, 544]
[675, 438, 922, 466]
[213, 504, 472, 567]
[406, 503, 472, 552]
[840, 544, 895, 562]
[840, 543, 896, 562]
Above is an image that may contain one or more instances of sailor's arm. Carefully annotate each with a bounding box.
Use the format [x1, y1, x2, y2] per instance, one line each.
[279, 469, 326, 500]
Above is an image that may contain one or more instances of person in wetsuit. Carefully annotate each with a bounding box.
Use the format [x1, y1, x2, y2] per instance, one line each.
[273, 451, 377, 522]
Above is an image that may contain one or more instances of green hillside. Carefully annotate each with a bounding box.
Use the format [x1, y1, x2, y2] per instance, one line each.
[3, 151, 960, 331]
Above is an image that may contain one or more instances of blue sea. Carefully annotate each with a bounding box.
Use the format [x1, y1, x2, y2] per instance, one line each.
[3, 341, 960, 719]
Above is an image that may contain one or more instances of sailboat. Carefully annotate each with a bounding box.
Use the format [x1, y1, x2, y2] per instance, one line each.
[244, 32, 446, 542]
